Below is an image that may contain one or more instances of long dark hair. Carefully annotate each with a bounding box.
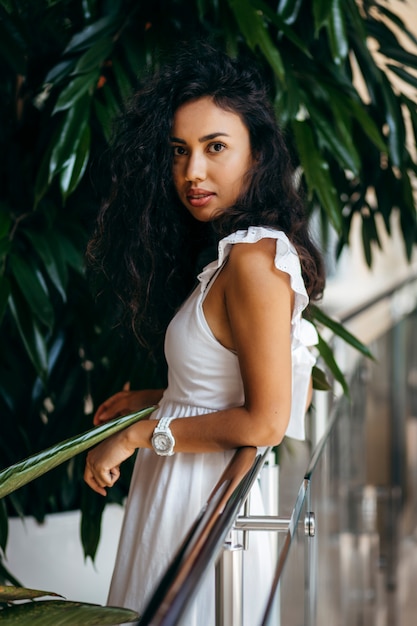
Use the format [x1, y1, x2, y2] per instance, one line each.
[87, 42, 325, 352]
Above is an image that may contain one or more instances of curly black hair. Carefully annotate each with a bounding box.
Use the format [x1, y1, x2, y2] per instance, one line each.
[87, 42, 325, 353]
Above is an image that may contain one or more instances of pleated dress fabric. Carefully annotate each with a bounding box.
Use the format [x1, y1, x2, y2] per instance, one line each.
[107, 227, 317, 625]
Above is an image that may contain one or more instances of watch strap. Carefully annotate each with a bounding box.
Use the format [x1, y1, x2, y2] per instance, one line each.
[154, 416, 174, 434]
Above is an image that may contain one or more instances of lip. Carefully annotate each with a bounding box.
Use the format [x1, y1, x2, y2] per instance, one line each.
[186, 188, 215, 208]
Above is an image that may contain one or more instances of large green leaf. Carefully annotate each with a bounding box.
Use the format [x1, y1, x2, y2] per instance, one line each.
[70, 38, 113, 76]
[7, 288, 48, 379]
[62, 16, 119, 56]
[292, 120, 342, 231]
[0, 587, 63, 602]
[312, 0, 331, 34]
[327, 0, 348, 65]
[227, 0, 285, 82]
[24, 231, 68, 302]
[377, 4, 417, 48]
[310, 305, 375, 361]
[0, 597, 139, 625]
[305, 98, 360, 174]
[49, 95, 91, 183]
[80, 487, 107, 561]
[8, 255, 54, 329]
[53, 74, 98, 115]
[276, 0, 303, 25]
[0, 407, 156, 499]
[253, 0, 312, 57]
[380, 74, 406, 169]
[59, 124, 91, 201]
[312, 365, 332, 391]
[316, 332, 349, 395]
[387, 64, 417, 90]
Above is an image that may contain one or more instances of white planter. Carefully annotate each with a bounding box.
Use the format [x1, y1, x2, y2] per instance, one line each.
[5, 503, 124, 605]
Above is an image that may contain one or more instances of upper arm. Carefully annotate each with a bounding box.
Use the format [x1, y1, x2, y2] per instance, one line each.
[225, 239, 294, 442]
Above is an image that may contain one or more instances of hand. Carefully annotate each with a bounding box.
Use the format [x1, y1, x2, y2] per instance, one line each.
[84, 431, 136, 496]
[93, 384, 163, 426]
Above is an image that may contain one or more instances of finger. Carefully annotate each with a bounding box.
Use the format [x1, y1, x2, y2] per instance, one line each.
[93, 391, 130, 425]
[108, 467, 121, 485]
[84, 468, 107, 496]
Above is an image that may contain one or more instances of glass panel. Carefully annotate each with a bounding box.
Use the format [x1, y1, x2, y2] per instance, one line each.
[263, 306, 417, 626]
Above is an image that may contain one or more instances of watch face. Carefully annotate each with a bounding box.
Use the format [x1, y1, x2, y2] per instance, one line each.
[153, 432, 173, 455]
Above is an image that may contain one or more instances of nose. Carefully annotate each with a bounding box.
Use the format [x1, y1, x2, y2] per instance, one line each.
[185, 152, 206, 183]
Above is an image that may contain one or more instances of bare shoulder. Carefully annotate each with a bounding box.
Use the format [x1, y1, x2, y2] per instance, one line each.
[227, 238, 291, 286]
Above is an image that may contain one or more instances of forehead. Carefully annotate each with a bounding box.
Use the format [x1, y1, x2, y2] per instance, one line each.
[172, 96, 249, 138]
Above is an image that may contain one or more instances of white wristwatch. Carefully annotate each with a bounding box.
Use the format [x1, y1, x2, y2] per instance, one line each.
[151, 417, 176, 456]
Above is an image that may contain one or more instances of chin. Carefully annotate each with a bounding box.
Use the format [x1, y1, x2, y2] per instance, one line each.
[187, 206, 225, 223]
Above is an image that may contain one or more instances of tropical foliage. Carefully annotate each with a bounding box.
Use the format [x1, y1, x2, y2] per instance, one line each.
[0, 410, 150, 624]
[0, 0, 416, 577]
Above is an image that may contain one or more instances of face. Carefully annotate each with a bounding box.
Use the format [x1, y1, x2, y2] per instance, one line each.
[170, 96, 254, 222]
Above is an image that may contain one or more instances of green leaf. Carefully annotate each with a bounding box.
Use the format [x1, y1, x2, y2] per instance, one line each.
[8, 289, 49, 379]
[310, 305, 375, 361]
[0, 598, 139, 624]
[0, 407, 156, 499]
[292, 120, 342, 231]
[312, 0, 331, 34]
[59, 124, 91, 200]
[327, 0, 348, 64]
[227, 0, 285, 82]
[253, 0, 312, 58]
[386, 64, 417, 90]
[335, 95, 386, 153]
[312, 365, 332, 391]
[58, 233, 85, 275]
[80, 488, 106, 561]
[71, 38, 113, 76]
[44, 58, 78, 85]
[380, 73, 405, 169]
[0, 586, 63, 602]
[24, 232, 68, 301]
[93, 83, 121, 142]
[112, 58, 135, 104]
[305, 99, 360, 174]
[377, 5, 417, 48]
[53, 72, 98, 115]
[277, 0, 303, 24]
[62, 16, 119, 56]
[49, 96, 91, 183]
[316, 332, 349, 395]
[8, 255, 54, 329]
[378, 45, 417, 71]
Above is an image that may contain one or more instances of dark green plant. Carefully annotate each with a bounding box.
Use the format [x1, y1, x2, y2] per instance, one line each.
[0, 0, 416, 578]
[0, 407, 153, 623]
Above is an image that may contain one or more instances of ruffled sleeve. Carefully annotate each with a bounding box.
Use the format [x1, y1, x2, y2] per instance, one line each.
[197, 226, 318, 441]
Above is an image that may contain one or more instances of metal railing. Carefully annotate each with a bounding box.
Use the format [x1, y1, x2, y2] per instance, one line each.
[139, 268, 417, 626]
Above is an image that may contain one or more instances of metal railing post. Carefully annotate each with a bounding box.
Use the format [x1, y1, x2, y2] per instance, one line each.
[215, 533, 244, 626]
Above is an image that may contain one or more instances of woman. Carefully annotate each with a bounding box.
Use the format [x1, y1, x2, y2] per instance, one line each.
[85, 43, 325, 624]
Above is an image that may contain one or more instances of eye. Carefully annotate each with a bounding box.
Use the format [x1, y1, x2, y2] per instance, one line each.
[208, 142, 226, 153]
[172, 145, 188, 156]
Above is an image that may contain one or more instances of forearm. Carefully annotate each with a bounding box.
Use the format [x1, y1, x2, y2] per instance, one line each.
[124, 402, 290, 454]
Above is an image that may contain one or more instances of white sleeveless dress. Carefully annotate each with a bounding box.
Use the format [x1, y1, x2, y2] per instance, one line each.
[107, 226, 318, 625]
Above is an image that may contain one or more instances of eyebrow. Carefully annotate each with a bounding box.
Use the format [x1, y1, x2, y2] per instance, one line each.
[170, 132, 231, 144]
